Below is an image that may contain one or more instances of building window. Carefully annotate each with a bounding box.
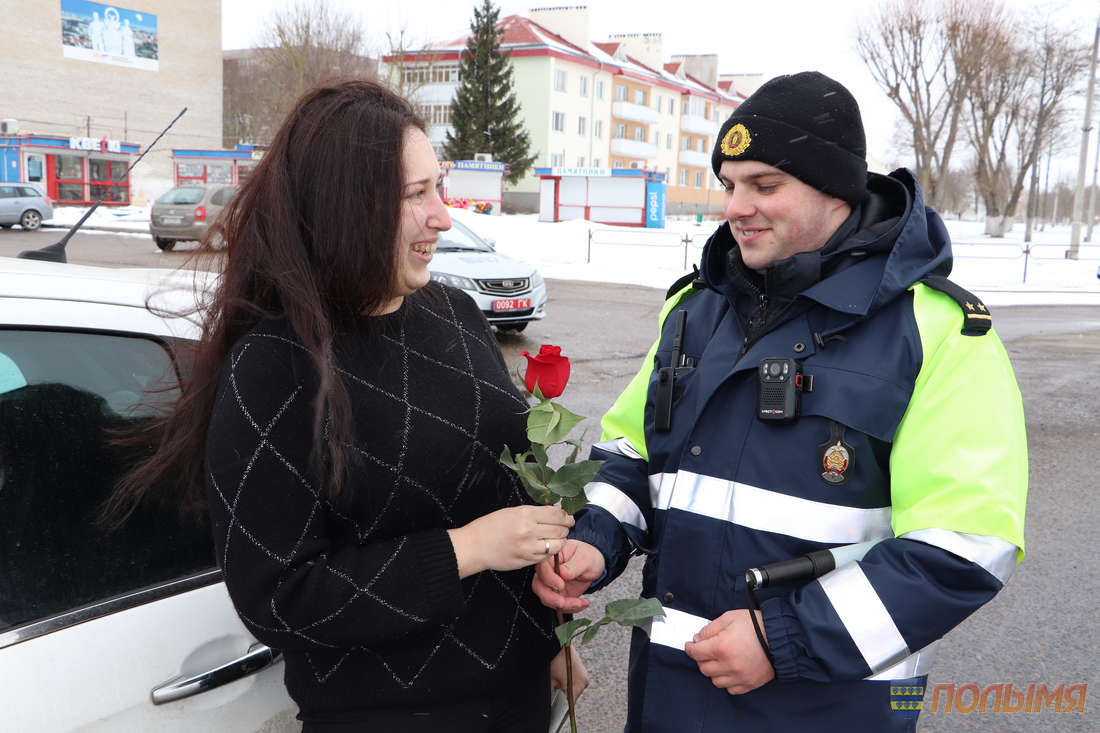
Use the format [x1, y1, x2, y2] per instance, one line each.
[580, 76, 589, 97]
[552, 111, 565, 132]
[577, 156, 585, 167]
[697, 138, 705, 152]
[613, 160, 624, 168]
[416, 104, 453, 125]
[555, 69, 567, 92]
[633, 127, 644, 141]
[614, 123, 626, 139]
[594, 120, 603, 138]
[634, 89, 646, 105]
[615, 85, 627, 101]
[653, 130, 659, 145]
[54, 155, 84, 202]
[430, 65, 460, 83]
[666, 133, 672, 150]
[657, 96, 663, 113]
[578, 116, 587, 135]
[669, 99, 675, 116]
[88, 158, 129, 203]
[593, 158, 601, 168]
[551, 153, 564, 167]
[630, 161, 640, 169]
[596, 79, 605, 99]
[679, 168, 688, 186]
[682, 136, 691, 150]
[695, 171, 703, 188]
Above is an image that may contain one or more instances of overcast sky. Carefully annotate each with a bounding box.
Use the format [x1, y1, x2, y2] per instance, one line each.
[221, 0, 1099, 176]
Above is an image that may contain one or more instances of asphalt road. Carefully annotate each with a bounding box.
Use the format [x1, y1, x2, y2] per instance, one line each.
[4, 227, 1098, 731]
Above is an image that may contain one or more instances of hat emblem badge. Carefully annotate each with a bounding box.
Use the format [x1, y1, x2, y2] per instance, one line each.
[721, 123, 752, 157]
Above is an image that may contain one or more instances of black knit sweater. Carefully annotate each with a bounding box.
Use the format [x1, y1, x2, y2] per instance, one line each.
[204, 284, 558, 721]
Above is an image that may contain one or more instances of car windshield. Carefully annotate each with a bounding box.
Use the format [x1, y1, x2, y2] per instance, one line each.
[437, 220, 492, 252]
[156, 187, 206, 205]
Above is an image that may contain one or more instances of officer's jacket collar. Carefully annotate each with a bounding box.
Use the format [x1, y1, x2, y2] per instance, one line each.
[698, 169, 952, 320]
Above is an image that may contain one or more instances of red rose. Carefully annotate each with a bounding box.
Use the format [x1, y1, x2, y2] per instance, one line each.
[521, 344, 571, 399]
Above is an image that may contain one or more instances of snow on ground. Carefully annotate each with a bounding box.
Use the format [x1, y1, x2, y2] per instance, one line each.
[45, 204, 1100, 306]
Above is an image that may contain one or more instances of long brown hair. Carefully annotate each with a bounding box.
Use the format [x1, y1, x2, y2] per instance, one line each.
[104, 79, 424, 526]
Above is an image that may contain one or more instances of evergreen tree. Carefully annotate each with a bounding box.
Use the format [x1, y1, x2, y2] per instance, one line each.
[443, 0, 536, 185]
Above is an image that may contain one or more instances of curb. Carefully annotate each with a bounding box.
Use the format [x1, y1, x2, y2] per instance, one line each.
[42, 223, 151, 235]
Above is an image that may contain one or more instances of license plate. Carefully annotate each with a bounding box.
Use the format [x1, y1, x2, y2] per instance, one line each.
[161, 216, 182, 224]
[492, 298, 530, 312]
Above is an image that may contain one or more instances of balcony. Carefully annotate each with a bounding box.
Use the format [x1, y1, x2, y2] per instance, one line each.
[611, 138, 658, 160]
[681, 113, 719, 137]
[612, 101, 660, 125]
[678, 149, 711, 169]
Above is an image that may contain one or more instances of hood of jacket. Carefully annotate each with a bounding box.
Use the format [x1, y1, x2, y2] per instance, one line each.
[698, 168, 952, 320]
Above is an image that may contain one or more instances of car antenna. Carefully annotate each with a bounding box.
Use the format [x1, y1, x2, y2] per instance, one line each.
[18, 107, 188, 264]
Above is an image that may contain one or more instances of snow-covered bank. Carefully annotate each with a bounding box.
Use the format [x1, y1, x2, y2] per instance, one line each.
[43, 204, 1100, 306]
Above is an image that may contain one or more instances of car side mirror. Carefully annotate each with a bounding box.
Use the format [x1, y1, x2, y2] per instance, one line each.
[484, 237, 496, 250]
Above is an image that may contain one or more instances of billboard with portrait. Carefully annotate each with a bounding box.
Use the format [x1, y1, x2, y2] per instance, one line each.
[60, 1, 159, 71]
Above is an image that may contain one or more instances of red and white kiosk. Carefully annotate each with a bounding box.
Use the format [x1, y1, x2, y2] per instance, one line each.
[535, 167, 667, 228]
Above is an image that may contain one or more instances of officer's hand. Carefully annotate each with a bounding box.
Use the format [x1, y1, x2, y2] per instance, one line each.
[532, 539, 605, 613]
[683, 610, 775, 695]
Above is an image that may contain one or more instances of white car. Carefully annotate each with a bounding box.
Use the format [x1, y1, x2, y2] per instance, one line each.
[0, 256, 296, 731]
[430, 217, 547, 333]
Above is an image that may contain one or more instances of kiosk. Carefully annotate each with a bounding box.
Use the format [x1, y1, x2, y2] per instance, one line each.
[441, 160, 506, 215]
[170, 145, 261, 186]
[0, 133, 140, 205]
[535, 167, 666, 228]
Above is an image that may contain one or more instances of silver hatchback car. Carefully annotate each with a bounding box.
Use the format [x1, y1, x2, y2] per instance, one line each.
[0, 183, 53, 231]
[149, 184, 238, 251]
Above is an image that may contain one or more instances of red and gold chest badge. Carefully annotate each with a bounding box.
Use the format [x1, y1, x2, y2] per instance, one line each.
[721, 123, 752, 157]
[819, 439, 853, 484]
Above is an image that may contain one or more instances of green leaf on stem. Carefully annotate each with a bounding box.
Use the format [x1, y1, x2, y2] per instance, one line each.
[529, 441, 549, 467]
[563, 437, 583, 464]
[580, 618, 613, 645]
[548, 460, 602, 496]
[555, 618, 591, 647]
[604, 597, 666, 627]
[559, 492, 589, 515]
[528, 401, 584, 445]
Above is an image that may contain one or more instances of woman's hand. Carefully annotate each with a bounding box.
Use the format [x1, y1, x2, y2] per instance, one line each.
[550, 645, 589, 701]
[447, 505, 574, 578]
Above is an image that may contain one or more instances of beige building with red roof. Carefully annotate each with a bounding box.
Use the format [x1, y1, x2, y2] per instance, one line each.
[385, 6, 743, 215]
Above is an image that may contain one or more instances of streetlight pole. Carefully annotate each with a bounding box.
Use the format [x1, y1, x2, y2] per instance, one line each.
[1069, 14, 1100, 257]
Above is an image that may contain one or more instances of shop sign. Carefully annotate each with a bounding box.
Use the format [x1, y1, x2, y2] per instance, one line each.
[550, 167, 610, 177]
[455, 160, 507, 172]
[69, 136, 122, 153]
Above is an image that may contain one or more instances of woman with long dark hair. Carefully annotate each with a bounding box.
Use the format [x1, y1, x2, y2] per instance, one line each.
[108, 79, 584, 731]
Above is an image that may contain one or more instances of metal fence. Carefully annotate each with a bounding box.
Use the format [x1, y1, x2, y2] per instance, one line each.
[585, 228, 1100, 288]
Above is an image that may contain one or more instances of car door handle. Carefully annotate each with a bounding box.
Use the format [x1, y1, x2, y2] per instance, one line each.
[151, 642, 282, 705]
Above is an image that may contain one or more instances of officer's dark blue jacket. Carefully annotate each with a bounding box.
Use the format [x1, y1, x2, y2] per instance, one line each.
[572, 170, 1028, 732]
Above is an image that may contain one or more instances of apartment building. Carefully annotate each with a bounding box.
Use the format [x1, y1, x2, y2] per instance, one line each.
[386, 6, 743, 214]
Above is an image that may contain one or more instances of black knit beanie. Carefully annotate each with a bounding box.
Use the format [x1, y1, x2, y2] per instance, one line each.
[711, 71, 867, 204]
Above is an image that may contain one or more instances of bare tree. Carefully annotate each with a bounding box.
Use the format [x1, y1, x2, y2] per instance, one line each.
[856, 0, 971, 209]
[967, 12, 1086, 236]
[380, 29, 443, 104]
[223, 0, 377, 146]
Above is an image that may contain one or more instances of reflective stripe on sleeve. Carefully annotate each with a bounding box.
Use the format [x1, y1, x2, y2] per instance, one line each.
[584, 481, 648, 531]
[651, 471, 893, 544]
[819, 563, 910, 674]
[593, 437, 645, 461]
[864, 641, 939, 680]
[643, 606, 709, 651]
[900, 529, 1017, 585]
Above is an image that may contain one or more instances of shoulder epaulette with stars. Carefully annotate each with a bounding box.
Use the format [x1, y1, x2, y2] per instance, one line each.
[919, 275, 992, 336]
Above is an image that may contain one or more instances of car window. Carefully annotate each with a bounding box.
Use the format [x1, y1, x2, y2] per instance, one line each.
[156, 187, 206, 205]
[211, 187, 237, 206]
[437, 220, 493, 252]
[18, 187, 41, 198]
[0, 330, 215, 634]
[0, 186, 16, 199]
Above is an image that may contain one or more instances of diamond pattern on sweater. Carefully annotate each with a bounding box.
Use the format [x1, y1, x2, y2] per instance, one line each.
[206, 286, 553, 693]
